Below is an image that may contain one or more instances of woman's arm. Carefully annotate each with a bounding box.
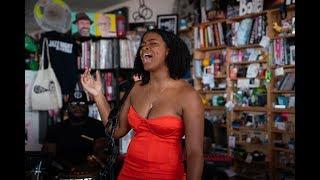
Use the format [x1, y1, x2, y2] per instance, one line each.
[81, 69, 132, 138]
[181, 88, 204, 180]
[81, 69, 111, 126]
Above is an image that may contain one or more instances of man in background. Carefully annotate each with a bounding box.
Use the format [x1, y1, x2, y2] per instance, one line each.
[72, 12, 95, 38]
[42, 90, 107, 173]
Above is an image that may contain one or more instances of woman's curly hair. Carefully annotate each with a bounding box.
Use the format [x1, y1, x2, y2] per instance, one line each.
[133, 28, 191, 85]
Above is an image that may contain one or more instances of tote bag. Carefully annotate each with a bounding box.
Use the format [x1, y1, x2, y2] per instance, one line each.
[31, 38, 63, 110]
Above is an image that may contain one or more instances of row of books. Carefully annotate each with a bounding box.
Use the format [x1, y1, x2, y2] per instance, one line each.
[194, 22, 226, 49]
[275, 72, 295, 91]
[271, 38, 295, 65]
[232, 15, 267, 46]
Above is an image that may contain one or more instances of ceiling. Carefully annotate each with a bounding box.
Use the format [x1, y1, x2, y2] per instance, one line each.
[25, 0, 128, 34]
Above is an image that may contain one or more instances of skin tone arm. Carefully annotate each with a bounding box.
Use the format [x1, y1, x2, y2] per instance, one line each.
[81, 69, 110, 126]
[80, 69, 132, 139]
[181, 88, 204, 180]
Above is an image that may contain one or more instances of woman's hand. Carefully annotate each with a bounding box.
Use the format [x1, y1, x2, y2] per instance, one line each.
[80, 68, 103, 97]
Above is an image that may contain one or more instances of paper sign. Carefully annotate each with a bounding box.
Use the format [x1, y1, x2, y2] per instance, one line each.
[228, 136, 236, 148]
[259, 36, 270, 49]
[275, 67, 285, 76]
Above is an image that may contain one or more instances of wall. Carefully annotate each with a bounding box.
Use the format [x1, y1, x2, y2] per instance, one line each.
[98, 0, 176, 24]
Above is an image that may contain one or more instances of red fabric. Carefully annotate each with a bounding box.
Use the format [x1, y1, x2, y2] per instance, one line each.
[117, 106, 186, 180]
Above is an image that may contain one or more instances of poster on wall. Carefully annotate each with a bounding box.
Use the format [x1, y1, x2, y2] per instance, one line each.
[71, 12, 95, 38]
[25, 112, 42, 151]
[25, 70, 37, 111]
[94, 13, 117, 37]
[157, 14, 178, 34]
[71, 12, 117, 38]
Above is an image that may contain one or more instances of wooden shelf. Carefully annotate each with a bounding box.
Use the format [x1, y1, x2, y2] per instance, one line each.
[236, 142, 269, 147]
[228, 11, 268, 21]
[196, 45, 227, 51]
[271, 64, 295, 69]
[234, 157, 268, 166]
[233, 106, 267, 112]
[214, 75, 227, 79]
[272, 147, 295, 153]
[271, 90, 295, 94]
[229, 44, 262, 50]
[204, 106, 226, 111]
[271, 129, 294, 134]
[275, 165, 295, 172]
[178, 27, 193, 33]
[271, 34, 295, 40]
[232, 127, 268, 132]
[230, 77, 266, 81]
[230, 60, 267, 65]
[213, 124, 227, 128]
[197, 90, 226, 94]
[195, 19, 228, 27]
[269, 4, 295, 13]
[189, 5, 295, 179]
[272, 108, 295, 113]
[78, 68, 134, 72]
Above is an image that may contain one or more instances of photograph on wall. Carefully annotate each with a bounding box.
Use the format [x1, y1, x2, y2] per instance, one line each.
[157, 14, 178, 34]
[129, 22, 156, 32]
[71, 12, 95, 38]
[94, 13, 117, 37]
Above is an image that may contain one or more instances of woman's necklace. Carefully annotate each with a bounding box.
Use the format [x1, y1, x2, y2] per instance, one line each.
[147, 80, 170, 116]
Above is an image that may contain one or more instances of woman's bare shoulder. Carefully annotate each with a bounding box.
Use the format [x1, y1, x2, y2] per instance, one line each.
[176, 80, 198, 95]
[176, 80, 202, 106]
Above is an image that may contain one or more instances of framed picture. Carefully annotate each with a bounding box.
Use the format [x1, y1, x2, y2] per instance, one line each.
[157, 14, 178, 34]
[129, 22, 156, 32]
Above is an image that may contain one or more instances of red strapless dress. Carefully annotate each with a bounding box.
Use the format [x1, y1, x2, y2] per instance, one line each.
[117, 106, 186, 180]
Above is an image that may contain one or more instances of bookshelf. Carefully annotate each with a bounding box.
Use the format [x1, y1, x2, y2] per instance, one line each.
[267, 4, 295, 179]
[189, 19, 229, 152]
[189, 2, 295, 180]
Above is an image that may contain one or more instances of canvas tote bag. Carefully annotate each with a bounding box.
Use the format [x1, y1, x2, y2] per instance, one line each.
[31, 38, 62, 110]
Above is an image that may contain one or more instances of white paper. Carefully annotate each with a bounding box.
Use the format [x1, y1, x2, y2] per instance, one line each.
[275, 67, 285, 76]
[249, 78, 260, 88]
[25, 111, 42, 151]
[288, 97, 295, 108]
[237, 79, 250, 89]
[248, 49, 259, 61]
[275, 122, 286, 130]
[228, 136, 236, 148]
[246, 63, 260, 78]
[25, 70, 38, 111]
[259, 36, 270, 49]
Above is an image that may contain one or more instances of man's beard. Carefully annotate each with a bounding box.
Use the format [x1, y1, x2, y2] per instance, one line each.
[79, 28, 90, 37]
